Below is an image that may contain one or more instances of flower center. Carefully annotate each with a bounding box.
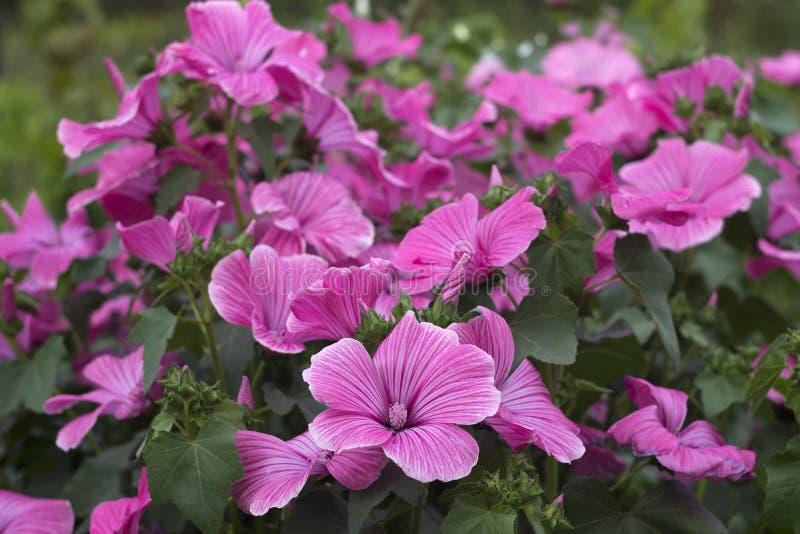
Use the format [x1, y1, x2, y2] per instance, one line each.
[388, 402, 408, 430]
[317, 450, 334, 463]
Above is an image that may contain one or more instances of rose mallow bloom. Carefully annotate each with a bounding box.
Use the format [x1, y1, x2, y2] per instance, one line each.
[396, 186, 545, 298]
[608, 376, 755, 481]
[209, 244, 327, 353]
[89, 469, 151, 534]
[231, 431, 386, 515]
[0, 490, 74, 534]
[303, 311, 501, 482]
[449, 307, 585, 462]
[760, 50, 800, 86]
[44, 347, 151, 451]
[555, 142, 617, 202]
[541, 37, 642, 89]
[611, 138, 760, 251]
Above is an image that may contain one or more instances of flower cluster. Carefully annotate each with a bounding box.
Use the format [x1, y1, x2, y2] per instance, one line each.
[1, 1, 799, 532]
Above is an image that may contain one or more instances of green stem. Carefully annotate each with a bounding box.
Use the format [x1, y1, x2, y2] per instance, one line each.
[695, 478, 708, 501]
[583, 273, 620, 294]
[228, 500, 240, 534]
[610, 458, 649, 492]
[545, 456, 559, 501]
[225, 102, 246, 231]
[178, 279, 226, 391]
[410, 484, 426, 534]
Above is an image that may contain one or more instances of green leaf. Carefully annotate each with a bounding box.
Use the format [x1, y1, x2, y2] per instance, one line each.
[571, 336, 646, 387]
[509, 292, 578, 365]
[128, 307, 178, 393]
[214, 323, 254, 397]
[440, 497, 516, 534]
[527, 227, 595, 299]
[765, 435, 800, 531]
[155, 165, 201, 215]
[746, 341, 787, 414]
[348, 464, 420, 534]
[563, 478, 725, 533]
[746, 159, 781, 236]
[283, 491, 349, 534]
[262, 383, 296, 416]
[695, 370, 748, 418]
[0, 335, 65, 415]
[63, 142, 121, 178]
[144, 400, 245, 534]
[614, 234, 680, 363]
[241, 115, 281, 180]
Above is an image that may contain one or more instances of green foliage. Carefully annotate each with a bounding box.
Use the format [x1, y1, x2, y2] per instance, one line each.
[765, 435, 800, 531]
[440, 497, 517, 534]
[128, 306, 178, 392]
[509, 293, 578, 365]
[527, 226, 595, 300]
[0, 335, 64, 416]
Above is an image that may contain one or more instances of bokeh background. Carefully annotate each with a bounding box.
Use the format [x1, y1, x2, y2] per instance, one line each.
[1, 0, 799, 219]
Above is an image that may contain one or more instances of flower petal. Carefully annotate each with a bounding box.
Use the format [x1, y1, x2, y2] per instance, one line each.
[308, 409, 394, 452]
[383, 423, 479, 483]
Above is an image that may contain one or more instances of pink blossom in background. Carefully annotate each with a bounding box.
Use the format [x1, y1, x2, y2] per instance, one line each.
[405, 100, 498, 160]
[232, 431, 386, 515]
[572, 425, 627, 480]
[396, 186, 544, 298]
[160, 0, 322, 107]
[44, 347, 152, 451]
[327, 2, 421, 67]
[118, 195, 224, 271]
[608, 376, 755, 481]
[303, 311, 500, 482]
[555, 142, 617, 202]
[584, 230, 625, 292]
[89, 469, 151, 534]
[566, 80, 659, 157]
[785, 131, 800, 165]
[747, 240, 800, 280]
[0, 192, 102, 290]
[765, 166, 800, 240]
[58, 72, 162, 159]
[734, 73, 753, 118]
[512, 150, 556, 181]
[760, 50, 800, 85]
[466, 54, 505, 92]
[287, 262, 394, 343]
[541, 38, 642, 89]
[209, 244, 327, 353]
[484, 70, 592, 132]
[448, 307, 585, 462]
[0, 298, 69, 360]
[251, 171, 374, 262]
[68, 143, 168, 225]
[750, 346, 798, 405]
[611, 139, 760, 251]
[0, 489, 74, 534]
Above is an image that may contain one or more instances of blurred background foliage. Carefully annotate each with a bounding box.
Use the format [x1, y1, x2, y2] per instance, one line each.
[1, 0, 800, 222]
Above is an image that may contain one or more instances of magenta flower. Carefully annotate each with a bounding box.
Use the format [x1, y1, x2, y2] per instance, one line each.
[89, 469, 151, 534]
[0, 490, 74, 534]
[118, 195, 224, 271]
[571, 425, 628, 480]
[44, 347, 151, 451]
[395, 187, 545, 297]
[231, 430, 386, 515]
[747, 239, 800, 280]
[251, 171, 374, 262]
[555, 142, 616, 202]
[760, 50, 800, 85]
[162, 0, 322, 107]
[583, 230, 625, 293]
[608, 377, 755, 481]
[541, 38, 642, 89]
[405, 100, 498, 160]
[0, 297, 68, 360]
[236, 376, 255, 410]
[448, 307, 585, 463]
[287, 262, 394, 344]
[484, 70, 592, 132]
[0, 192, 101, 290]
[766, 171, 800, 240]
[303, 311, 500, 482]
[327, 2, 421, 67]
[611, 139, 761, 251]
[58, 73, 162, 159]
[68, 143, 167, 225]
[208, 244, 327, 353]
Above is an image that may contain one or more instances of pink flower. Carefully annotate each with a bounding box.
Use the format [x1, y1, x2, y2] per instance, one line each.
[584, 231, 625, 292]
[611, 139, 760, 251]
[232, 431, 384, 515]
[767, 171, 800, 240]
[555, 142, 616, 202]
[0, 298, 68, 360]
[571, 425, 627, 480]
[236, 376, 255, 410]
[117, 195, 224, 271]
[747, 240, 800, 280]
[484, 70, 592, 132]
[327, 2, 421, 67]
[303, 311, 501, 482]
[760, 50, 800, 85]
[44, 347, 151, 451]
[89, 469, 151, 534]
[541, 38, 642, 89]
[750, 346, 798, 405]
[161, 0, 322, 107]
[448, 307, 585, 462]
[68, 143, 167, 225]
[58, 73, 162, 158]
[466, 55, 505, 92]
[0, 192, 101, 290]
[608, 376, 755, 481]
[405, 101, 498, 160]
[208, 244, 327, 353]
[565, 80, 659, 157]
[287, 262, 395, 344]
[0, 489, 74, 533]
[395, 187, 545, 298]
[251, 171, 374, 262]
